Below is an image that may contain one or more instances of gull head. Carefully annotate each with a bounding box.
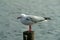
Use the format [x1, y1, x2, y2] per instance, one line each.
[17, 14, 26, 19]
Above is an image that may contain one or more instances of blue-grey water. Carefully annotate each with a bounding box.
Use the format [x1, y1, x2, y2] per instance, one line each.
[0, 0, 60, 40]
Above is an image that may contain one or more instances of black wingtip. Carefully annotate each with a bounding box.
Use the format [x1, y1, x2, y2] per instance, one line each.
[44, 17, 51, 20]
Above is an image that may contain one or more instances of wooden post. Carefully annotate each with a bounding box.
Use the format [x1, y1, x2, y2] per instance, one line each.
[23, 31, 34, 40]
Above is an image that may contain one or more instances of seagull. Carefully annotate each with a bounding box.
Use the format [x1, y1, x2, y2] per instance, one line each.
[17, 14, 51, 32]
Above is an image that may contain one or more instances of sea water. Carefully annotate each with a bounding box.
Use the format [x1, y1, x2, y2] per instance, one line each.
[0, 0, 60, 40]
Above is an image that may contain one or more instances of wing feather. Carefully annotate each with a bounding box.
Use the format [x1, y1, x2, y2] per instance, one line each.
[26, 15, 45, 23]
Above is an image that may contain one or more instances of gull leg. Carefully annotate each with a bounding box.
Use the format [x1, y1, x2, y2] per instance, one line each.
[29, 25, 32, 32]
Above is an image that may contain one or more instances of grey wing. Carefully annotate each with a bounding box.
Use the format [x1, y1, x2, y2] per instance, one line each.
[25, 17, 37, 23]
[27, 16, 45, 23]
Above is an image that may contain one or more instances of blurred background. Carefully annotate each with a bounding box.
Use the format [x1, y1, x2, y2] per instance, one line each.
[0, 0, 60, 40]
